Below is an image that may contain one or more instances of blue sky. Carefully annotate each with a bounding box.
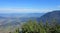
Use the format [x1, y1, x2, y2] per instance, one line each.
[0, 0, 60, 13]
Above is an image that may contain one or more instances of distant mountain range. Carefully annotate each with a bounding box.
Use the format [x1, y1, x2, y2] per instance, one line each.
[0, 10, 60, 29]
[40, 10, 60, 24]
[0, 13, 44, 18]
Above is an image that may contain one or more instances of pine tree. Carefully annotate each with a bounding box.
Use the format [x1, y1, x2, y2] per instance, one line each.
[45, 20, 50, 33]
[39, 20, 46, 33]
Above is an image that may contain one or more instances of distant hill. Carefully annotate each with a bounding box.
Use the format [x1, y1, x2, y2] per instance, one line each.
[40, 10, 60, 23]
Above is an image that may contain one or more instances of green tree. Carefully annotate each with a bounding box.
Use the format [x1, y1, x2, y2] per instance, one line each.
[45, 20, 50, 33]
[14, 28, 20, 33]
[39, 20, 46, 33]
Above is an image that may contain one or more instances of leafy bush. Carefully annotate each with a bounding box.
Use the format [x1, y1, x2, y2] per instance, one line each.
[11, 20, 60, 33]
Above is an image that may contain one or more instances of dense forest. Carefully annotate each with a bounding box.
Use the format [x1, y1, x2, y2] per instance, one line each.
[9, 19, 60, 33]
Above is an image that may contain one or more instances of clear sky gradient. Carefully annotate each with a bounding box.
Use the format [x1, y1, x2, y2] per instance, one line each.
[0, 0, 60, 13]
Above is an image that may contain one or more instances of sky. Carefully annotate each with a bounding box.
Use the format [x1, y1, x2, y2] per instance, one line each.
[0, 0, 60, 13]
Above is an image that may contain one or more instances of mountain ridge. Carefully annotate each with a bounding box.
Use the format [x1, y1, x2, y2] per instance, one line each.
[40, 10, 60, 23]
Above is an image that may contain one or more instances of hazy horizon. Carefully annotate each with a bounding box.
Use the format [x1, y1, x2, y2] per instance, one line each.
[0, 0, 60, 13]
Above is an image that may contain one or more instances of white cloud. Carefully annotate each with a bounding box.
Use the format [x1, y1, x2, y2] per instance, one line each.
[0, 8, 53, 13]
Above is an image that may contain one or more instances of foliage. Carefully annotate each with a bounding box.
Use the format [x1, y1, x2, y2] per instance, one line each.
[11, 19, 60, 33]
